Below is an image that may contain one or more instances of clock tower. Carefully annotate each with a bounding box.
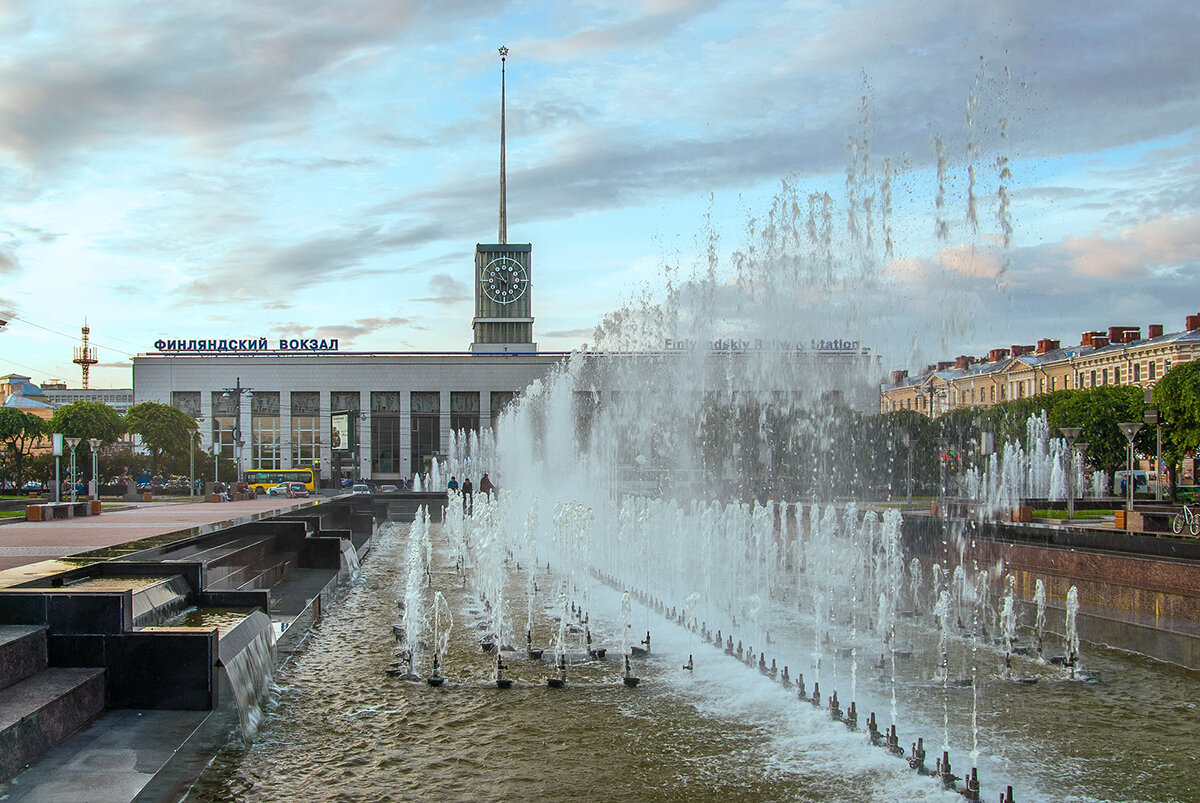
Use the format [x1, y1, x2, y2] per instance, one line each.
[471, 46, 536, 353]
[472, 243, 534, 351]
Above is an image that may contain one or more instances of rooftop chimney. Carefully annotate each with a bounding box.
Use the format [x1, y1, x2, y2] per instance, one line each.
[1036, 339, 1060, 354]
[1148, 324, 1163, 339]
[889, 369, 908, 386]
[1186, 314, 1200, 332]
[988, 348, 1010, 363]
[954, 355, 972, 370]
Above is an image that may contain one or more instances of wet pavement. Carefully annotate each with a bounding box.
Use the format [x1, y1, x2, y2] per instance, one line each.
[0, 496, 326, 583]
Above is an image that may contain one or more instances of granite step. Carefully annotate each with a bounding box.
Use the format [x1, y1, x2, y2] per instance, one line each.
[0, 667, 106, 781]
[0, 625, 47, 692]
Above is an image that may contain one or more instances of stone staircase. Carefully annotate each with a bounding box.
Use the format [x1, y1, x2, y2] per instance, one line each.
[0, 625, 105, 781]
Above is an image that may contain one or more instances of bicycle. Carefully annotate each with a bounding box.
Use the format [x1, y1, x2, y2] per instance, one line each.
[1171, 503, 1200, 536]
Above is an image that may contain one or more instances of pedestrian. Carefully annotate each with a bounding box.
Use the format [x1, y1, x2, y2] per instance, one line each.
[479, 472, 494, 496]
[462, 476, 474, 514]
[448, 476, 459, 491]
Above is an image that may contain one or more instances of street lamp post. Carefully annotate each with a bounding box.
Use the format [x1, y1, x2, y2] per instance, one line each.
[901, 431, 913, 508]
[1143, 388, 1162, 501]
[222, 379, 253, 487]
[936, 437, 949, 505]
[189, 416, 205, 500]
[213, 443, 220, 493]
[87, 438, 101, 502]
[1060, 428, 1082, 520]
[64, 437, 81, 503]
[1117, 422, 1143, 513]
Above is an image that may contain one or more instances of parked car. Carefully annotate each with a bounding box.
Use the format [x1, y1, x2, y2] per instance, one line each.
[379, 484, 399, 493]
[351, 483, 372, 495]
[286, 483, 310, 498]
[266, 482, 291, 497]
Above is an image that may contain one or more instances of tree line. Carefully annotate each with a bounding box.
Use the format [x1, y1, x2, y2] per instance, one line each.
[0, 400, 230, 491]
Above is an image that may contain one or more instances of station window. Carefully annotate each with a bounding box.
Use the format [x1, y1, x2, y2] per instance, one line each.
[410, 391, 440, 475]
[450, 391, 481, 434]
[371, 391, 401, 475]
[291, 392, 320, 469]
[250, 392, 281, 471]
[490, 391, 517, 430]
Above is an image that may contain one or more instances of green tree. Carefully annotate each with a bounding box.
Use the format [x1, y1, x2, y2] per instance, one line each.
[1154, 361, 1200, 492]
[1047, 385, 1148, 475]
[47, 401, 125, 444]
[0, 408, 46, 490]
[46, 402, 125, 487]
[123, 402, 198, 475]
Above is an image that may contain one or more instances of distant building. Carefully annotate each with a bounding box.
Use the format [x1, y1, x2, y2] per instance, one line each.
[0, 374, 56, 421]
[40, 387, 135, 414]
[881, 314, 1200, 417]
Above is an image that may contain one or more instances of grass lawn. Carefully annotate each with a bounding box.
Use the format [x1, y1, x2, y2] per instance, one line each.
[1033, 509, 1115, 520]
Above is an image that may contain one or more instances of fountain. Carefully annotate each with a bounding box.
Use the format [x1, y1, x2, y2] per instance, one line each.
[169, 79, 1199, 803]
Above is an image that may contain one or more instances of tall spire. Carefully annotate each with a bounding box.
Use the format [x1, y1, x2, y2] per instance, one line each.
[498, 46, 508, 245]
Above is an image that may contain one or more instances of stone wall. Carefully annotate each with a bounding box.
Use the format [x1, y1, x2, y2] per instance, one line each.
[903, 515, 1200, 669]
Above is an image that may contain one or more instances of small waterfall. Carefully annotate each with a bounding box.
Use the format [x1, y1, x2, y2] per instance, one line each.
[225, 628, 276, 740]
[343, 540, 362, 581]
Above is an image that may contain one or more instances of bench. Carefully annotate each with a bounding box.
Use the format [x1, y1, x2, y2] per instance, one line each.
[24, 501, 97, 522]
[1123, 508, 1189, 535]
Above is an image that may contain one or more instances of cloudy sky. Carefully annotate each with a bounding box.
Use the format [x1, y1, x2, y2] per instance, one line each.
[1, 0, 1198, 388]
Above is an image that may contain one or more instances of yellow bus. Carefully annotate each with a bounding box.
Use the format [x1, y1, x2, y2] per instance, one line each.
[243, 468, 316, 495]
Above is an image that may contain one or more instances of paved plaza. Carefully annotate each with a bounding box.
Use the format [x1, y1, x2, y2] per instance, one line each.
[0, 496, 320, 579]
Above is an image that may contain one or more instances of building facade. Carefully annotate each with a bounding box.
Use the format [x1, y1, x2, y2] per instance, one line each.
[132, 351, 565, 482]
[881, 314, 1200, 417]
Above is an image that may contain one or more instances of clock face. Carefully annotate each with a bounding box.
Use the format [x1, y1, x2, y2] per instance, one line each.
[482, 256, 529, 304]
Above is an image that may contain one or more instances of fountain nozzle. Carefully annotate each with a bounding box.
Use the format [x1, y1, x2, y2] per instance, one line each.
[829, 690, 843, 722]
[623, 655, 640, 687]
[938, 751, 960, 790]
[962, 767, 980, 801]
[908, 737, 929, 773]
[867, 712, 882, 745]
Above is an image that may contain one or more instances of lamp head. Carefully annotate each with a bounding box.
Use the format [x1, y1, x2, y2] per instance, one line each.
[1117, 422, 1142, 443]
